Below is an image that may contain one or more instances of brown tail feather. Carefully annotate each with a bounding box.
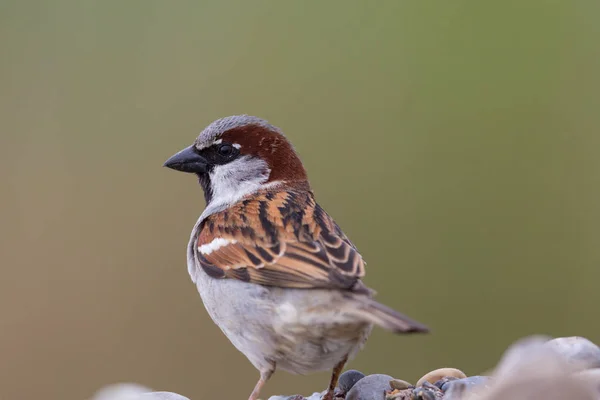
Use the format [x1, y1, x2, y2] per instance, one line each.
[350, 297, 429, 334]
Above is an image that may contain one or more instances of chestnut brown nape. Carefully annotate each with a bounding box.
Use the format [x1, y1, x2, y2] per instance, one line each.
[221, 124, 308, 183]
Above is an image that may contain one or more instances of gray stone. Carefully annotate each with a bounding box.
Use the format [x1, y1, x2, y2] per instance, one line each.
[268, 393, 321, 400]
[575, 368, 600, 393]
[92, 383, 153, 400]
[338, 369, 366, 392]
[139, 393, 190, 400]
[493, 335, 555, 378]
[441, 376, 489, 392]
[345, 374, 394, 400]
[90, 384, 190, 400]
[545, 336, 600, 370]
[443, 381, 467, 400]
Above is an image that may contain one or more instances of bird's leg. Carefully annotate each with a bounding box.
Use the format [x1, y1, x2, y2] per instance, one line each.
[248, 363, 275, 400]
[322, 355, 348, 400]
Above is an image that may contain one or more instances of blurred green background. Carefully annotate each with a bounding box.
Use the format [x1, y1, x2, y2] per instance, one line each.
[1, 1, 600, 399]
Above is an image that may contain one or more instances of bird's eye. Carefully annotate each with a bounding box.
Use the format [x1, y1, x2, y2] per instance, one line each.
[217, 144, 234, 157]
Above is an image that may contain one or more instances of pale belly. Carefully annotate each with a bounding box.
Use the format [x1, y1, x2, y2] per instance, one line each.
[195, 273, 373, 374]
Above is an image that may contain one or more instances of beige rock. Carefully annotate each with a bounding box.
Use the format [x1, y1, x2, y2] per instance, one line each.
[416, 367, 467, 387]
[389, 378, 412, 390]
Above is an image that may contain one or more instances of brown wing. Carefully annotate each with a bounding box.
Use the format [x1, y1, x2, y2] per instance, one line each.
[194, 189, 367, 292]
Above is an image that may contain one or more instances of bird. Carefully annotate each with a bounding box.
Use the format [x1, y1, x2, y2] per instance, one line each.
[163, 115, 429, 400]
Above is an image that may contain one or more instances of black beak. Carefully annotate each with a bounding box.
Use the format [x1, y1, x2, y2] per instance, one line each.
[163, 146, 208, 173]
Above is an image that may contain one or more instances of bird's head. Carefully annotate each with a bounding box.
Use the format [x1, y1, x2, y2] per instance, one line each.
[164, 115, 308, 207]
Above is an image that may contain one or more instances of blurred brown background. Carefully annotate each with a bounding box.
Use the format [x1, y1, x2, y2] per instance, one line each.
[1, 1, 600, 399]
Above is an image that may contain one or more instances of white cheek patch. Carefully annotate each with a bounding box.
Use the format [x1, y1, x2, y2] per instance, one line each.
[206, 156, 271, 211]
[198, 238, 237, 255]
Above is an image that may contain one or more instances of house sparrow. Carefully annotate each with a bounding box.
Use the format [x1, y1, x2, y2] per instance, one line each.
[163, 115, 429, 400]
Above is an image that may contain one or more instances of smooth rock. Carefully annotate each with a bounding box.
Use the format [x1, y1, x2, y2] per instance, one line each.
[484, 335, 598, 400]
[442, 382, 467, 400]
[268, 393, 322, 400]
[416, 368, 466, 387]
[492, 335, 556, 378]
[441, 376, 489, 392]
[575, 368, 600, 393]
[338, 370, 366, 392]
[90, 383, 190, 400]
[389, 379, 412, 390]
[346, 374, 394, 400]
[91, 383, 153, 400]
[139, 393, 190, 400]
[545, 336, 600, 370]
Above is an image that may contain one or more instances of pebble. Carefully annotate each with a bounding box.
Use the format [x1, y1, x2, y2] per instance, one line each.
[346, 374, 394, 400]
[486, 335, 599, 400]
[431, 376, 458, 390]
[442, 382, 467, 400]
[416, 368, 466, 387]
[304, 393, 325, 400]
[441, 376, 489, 392]
[545, 336, 600, 370]
[139, 393, 190, 400]
[91, 383, 153, 400]
[575, 368, 600, 393]
[268, 393, 322, 400]
[385, 388, 413, 400]
[493, 335, 555, 378]
[389, 379, 412, 390]
[338, 369, 366, 392]
[411, 382, 442, 400]
[90, 384, 191, 400]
